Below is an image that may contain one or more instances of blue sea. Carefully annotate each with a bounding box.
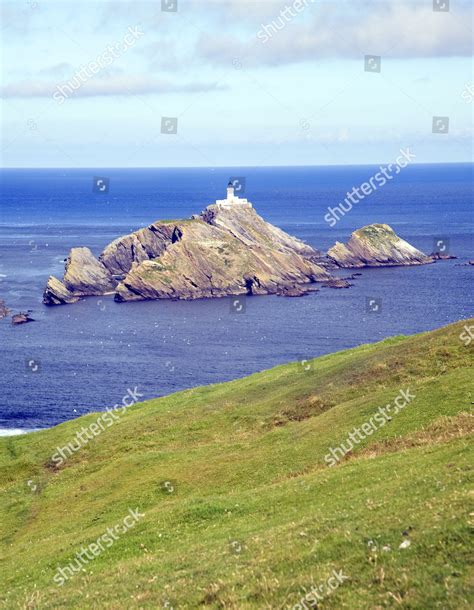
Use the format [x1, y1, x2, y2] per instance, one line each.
[0, 164, 473, 432]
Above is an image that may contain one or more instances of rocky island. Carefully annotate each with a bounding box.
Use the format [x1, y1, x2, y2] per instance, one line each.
[43, 184, 435, 306]
[327, 224, 433, 268]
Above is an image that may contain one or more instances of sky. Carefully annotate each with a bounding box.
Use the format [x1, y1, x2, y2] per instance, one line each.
[0, 0, 473, 167]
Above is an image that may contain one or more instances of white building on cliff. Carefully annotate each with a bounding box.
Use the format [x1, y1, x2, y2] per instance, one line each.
[215, 181, 252, 209]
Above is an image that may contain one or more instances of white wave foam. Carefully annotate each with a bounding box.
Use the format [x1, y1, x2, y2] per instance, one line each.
[0, 428, 43, 437]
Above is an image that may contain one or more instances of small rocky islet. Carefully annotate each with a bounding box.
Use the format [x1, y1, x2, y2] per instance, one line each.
[43, 183, 438, 307]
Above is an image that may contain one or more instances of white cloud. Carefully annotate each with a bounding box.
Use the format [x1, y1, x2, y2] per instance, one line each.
[197, 2, 473, 66]
[0, 76, 228, 99]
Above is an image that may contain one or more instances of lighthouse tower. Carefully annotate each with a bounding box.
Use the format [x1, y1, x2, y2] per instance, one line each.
[215, 181, 252, 209]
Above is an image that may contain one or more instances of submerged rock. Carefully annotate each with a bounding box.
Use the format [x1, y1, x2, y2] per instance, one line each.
[12, 312, 35, 325]
[327, 224, 432, 268]
[276, 285, 318, 297]
[321, 278, 352, 288]
[0, 299, 10, 319]
[428, 252, 457, 261]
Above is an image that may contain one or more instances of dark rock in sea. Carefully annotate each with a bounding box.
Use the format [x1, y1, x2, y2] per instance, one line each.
[0, 299, 10, 319]
[276, 285, 317, 297]
[327, 224, 433, 268]
[11, 312, 35, 325]
[321, 278, 352, 289]
[428, 252, 457, 261]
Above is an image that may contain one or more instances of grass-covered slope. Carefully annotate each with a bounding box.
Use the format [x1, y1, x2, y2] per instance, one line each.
[0, 320, 473, 609]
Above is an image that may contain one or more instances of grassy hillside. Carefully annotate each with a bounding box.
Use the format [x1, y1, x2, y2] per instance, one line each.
[0, 319, 473, 609]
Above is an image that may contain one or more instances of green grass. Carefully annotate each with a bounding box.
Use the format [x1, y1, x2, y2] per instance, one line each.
[0, 319, 473, 609]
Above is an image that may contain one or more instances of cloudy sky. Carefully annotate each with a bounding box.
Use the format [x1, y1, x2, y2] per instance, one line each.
[1, 0, 472, 167]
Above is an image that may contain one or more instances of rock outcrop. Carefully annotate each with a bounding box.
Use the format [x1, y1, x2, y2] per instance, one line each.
[63, 247, 116, 295]
[99, 222, 179, 276]
[43, 247, 116, 305]
[0, 299, 9, 319]
[11, 312, 35, 325]
[43, 276, 79, 306]
[429, 252, 457, 261]
[44, 204, 337, 305]
[43, 209, 433, 306]
[114, 215, 332, 302]
[328, 224, 432, 268]
[200, 204, 323, 260]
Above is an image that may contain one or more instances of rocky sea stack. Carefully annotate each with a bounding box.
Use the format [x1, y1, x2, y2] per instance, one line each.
[43, 189, 435, 306]
[43, 189, 340, 305]
[327, 224, 433, 268]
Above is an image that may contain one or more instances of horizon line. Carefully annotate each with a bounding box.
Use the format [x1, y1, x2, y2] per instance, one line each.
[1, 161, 473, 170]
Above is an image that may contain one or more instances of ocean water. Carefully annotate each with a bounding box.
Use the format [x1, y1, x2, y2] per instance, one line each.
[0, 164, 472, 432]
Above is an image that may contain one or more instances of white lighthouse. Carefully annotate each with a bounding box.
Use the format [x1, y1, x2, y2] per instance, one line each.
[215, 181, 252, 209]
